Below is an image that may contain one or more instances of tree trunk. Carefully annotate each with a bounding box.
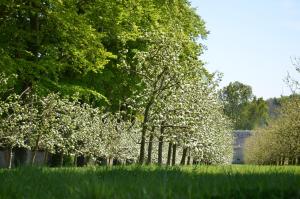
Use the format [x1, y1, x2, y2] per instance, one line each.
[147, 132, 154, 165]
[139, 125, 147, 164]
[297, 157, 300, 165]
[172, 143, 177, 166]
[44, 150, 48, 166]
[139, 100, 153, 164]
[187, 148, 191, 165]
[109, 157, 114, 166]
[180, 147, 188, 165]
[280, 156, 285, 165]
[167, 142, 172, 166]
[187, 156, 191, 165]
[31, 134, 41, 165]
[31, 150, 37, 166]
[158, 125, 165, 165]
[29, 1, 40, 58]
[105, 157, 110, 166]
[8, 147, 13, 169]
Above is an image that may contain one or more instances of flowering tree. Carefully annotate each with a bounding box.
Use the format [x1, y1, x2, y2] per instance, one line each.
[0, 73, 233, 167]
[126, 30, 205, 164]
[29, 93, 140, 166]
[158, 74, 233, 165]
[0, 94, 32, 168]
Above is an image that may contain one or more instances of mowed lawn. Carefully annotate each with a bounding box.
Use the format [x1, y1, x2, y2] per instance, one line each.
[0, 165, 299, 199]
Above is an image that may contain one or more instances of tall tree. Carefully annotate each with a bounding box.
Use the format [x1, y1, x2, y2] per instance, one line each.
[220, 81, 253, 128]
[0, 0, 112, 103]
[220, 81, 268, 129]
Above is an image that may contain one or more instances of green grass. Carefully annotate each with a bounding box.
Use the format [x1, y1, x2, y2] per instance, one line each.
[0, 165, 299, 199]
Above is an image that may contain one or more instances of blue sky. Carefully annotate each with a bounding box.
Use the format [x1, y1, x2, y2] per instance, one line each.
[190, 0, 300, 99]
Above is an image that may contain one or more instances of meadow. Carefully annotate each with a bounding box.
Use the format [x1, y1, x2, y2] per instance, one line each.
[0, 165, 299, 199]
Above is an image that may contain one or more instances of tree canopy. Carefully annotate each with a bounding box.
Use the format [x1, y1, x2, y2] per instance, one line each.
[0, 0, 208, 110]
[0, 0, 234, 167]
[220, 81, 268, 130]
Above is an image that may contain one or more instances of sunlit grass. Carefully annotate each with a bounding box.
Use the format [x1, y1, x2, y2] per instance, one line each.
[0, 165, 299, 199]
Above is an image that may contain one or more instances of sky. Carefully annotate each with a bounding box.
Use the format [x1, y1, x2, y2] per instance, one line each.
[189, 0, 300, 99]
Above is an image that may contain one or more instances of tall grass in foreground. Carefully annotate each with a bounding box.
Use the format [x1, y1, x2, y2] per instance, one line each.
[0, 165, 299, 199]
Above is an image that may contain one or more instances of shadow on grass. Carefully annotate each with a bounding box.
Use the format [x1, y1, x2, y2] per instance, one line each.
[0, 166, 299, 199]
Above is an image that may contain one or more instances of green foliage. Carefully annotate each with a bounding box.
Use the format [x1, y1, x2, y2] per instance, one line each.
[245, 64, 300, 165]
[0, 73, 232, 166]
[0, 0, 208, 110]
[0, 0, 232, 166]
[123, 30, 231, 164]
[0, 0, 114, 104]
[220, 81, 268, 130]
[0, 166, 299, 199]
[245, 96, 300, 165]
[238, 97, 269, 130]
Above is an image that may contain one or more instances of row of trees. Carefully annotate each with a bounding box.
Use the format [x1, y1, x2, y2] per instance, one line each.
[0, 72, 233, 168]
[244, 62, 300, 165]
[0, 0, 235, 167]
[244, 96, 300, 165]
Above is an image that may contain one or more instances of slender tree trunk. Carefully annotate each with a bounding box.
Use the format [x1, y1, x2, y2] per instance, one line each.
[158, 124, 165, 165]
[8, 147, 13, 169]
[31, 150, 37, 165]
[158, 135, 163, 165]
[280, 156, 285, 165]
[29, 1, 40, 58]
[31, 134, 41, 165]
[109, 157, 114, 166]
[167, 142, 172, 166]
[147, 132, 154, 165]
[139, 125, 147, 164]
[187, 156, 191, 165]
[172, 143, 177, 166]
[105, 157, 110, 166]
[187, 148, 191, 165]
[43, 150, 48, 166]
[106, 157, 113, 166]
[180, 147, 188, 165]
[139, 96, 156, 164]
